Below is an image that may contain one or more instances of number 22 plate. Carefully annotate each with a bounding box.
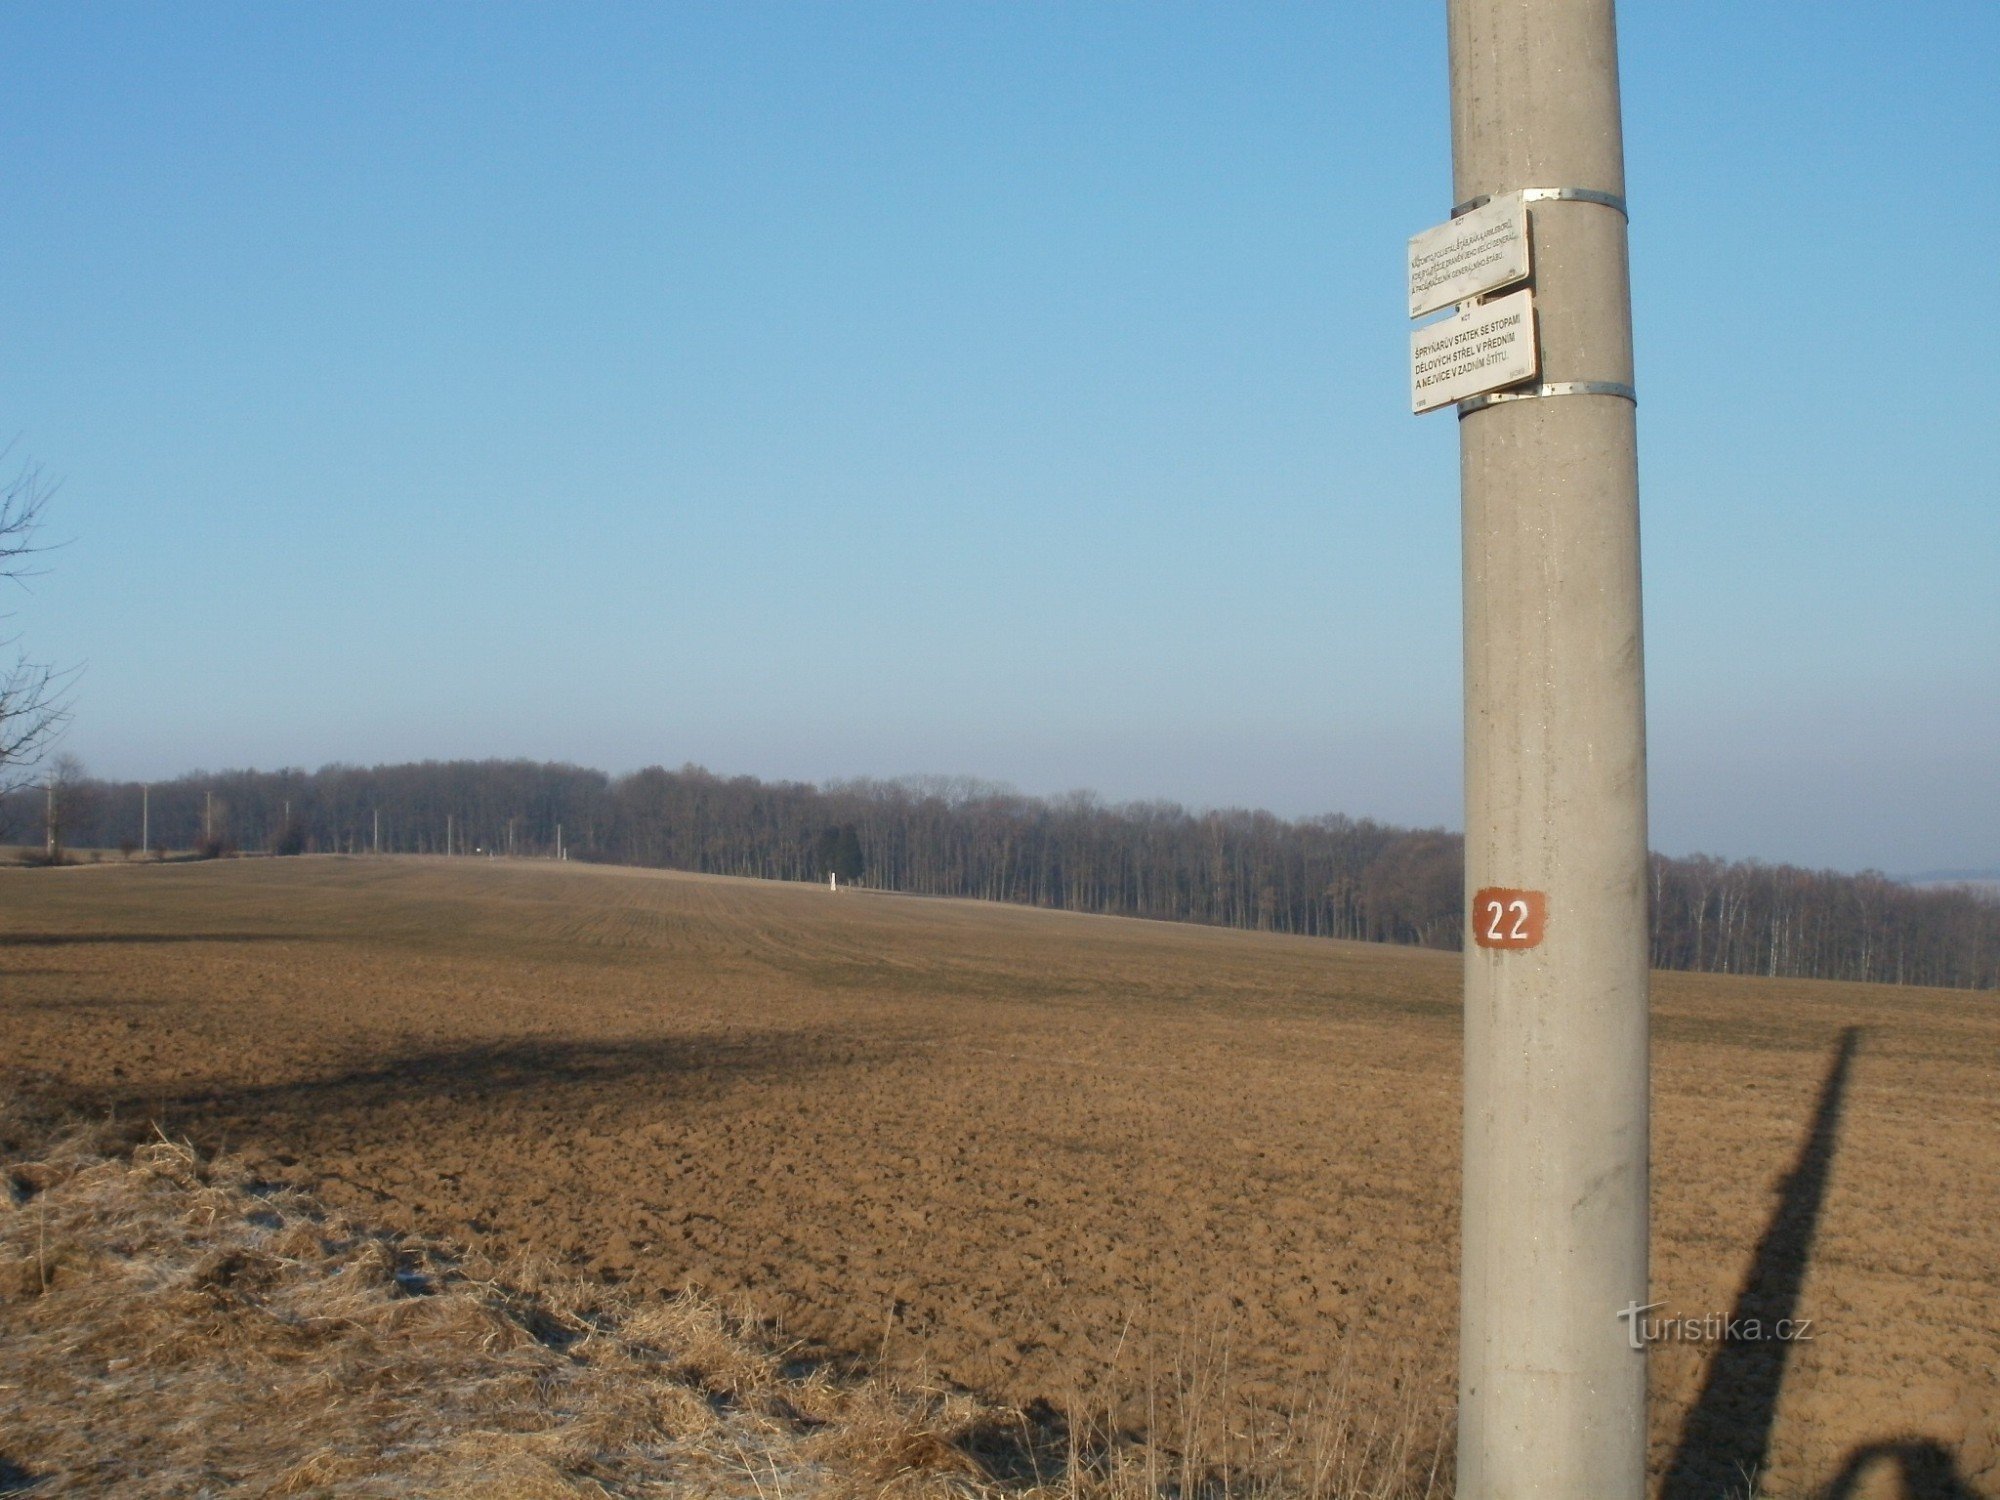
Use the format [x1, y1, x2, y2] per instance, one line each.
[1472, 887, 1547, 950]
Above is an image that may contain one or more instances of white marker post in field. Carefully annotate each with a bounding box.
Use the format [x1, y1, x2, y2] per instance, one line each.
[1411, 2, 1651, 1493]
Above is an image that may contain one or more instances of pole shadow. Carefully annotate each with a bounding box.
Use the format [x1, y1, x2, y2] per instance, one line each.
[1660, 1026, 1862, 1500]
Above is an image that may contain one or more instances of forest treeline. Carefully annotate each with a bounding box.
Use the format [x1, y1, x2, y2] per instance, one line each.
[7, 757, 1996, 991]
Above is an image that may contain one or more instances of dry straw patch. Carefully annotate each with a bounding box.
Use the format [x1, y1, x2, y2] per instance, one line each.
[0, 1090, 1448, 1497]
[0, 1094, 999, 1498]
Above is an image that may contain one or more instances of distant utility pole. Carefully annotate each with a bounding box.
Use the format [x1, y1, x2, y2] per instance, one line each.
[44, 783, 54, 857]
[141, 784, 149, 855]
[446, 813, 453, 857]
[1436, 2, 1651, 1494]
[205, 789, 214, 844]
[373, 807, 380, 854]
[556, 822, 564, 861]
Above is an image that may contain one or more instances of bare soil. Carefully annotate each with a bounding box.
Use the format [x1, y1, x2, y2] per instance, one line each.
[3, 857, 1994, 1495]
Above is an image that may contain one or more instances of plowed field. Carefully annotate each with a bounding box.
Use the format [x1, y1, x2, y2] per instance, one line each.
[3, 858, 1994, 1495]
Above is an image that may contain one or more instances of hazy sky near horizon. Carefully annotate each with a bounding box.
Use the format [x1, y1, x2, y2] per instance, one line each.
[4, 3, 1996, 875]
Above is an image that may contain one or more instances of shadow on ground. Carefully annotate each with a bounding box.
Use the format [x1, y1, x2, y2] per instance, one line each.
[1818, 1439, 1987, 1499]
[1661, 1029, 1990, 1499]
[60, 1031, 901, 1153]
[1662, 1027, 1860, 1496]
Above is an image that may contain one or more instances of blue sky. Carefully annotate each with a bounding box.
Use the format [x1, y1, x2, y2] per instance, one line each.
[3, 2, 1995, 874]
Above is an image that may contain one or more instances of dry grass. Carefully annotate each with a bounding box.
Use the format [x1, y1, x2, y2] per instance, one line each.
[1, 1092, 1448, 1498]
[0, 1092, 984, 1498]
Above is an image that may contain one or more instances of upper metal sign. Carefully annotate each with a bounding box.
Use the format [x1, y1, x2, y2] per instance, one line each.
[1407, 194, 1529, 320]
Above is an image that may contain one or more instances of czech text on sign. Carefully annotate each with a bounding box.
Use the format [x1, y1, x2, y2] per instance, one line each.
[1410, 288, 1537, 414]
[1407, 194, 1529, 319]
[1472, 888, 1547, 950]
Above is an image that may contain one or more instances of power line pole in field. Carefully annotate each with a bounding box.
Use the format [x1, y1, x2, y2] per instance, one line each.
[1410, 2, 1651, 1493]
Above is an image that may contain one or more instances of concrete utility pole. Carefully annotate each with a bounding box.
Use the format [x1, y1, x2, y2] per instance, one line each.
[1448, 2, 1650, 1494]
[141, 784, 149, 855]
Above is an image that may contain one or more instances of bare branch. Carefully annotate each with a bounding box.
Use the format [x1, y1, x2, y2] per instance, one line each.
[1, 447, 61, 572]
[0, 446, 73, 787]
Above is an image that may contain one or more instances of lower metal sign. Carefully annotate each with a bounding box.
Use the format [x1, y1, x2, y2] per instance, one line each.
[1410, 288, 1537, 414]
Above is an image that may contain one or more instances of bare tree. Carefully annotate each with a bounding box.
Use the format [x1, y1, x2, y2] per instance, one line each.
[0, 452, 71, 791]
[44, 751, 94, 862]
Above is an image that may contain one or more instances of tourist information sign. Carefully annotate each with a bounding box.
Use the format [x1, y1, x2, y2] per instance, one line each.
[1407, 193, 1529, 319]
[1410, 287, 1537, 413]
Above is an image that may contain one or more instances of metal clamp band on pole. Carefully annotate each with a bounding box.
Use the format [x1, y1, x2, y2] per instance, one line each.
[1456, 379, 1637, 415]
[1451, 186, 1629, 220]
